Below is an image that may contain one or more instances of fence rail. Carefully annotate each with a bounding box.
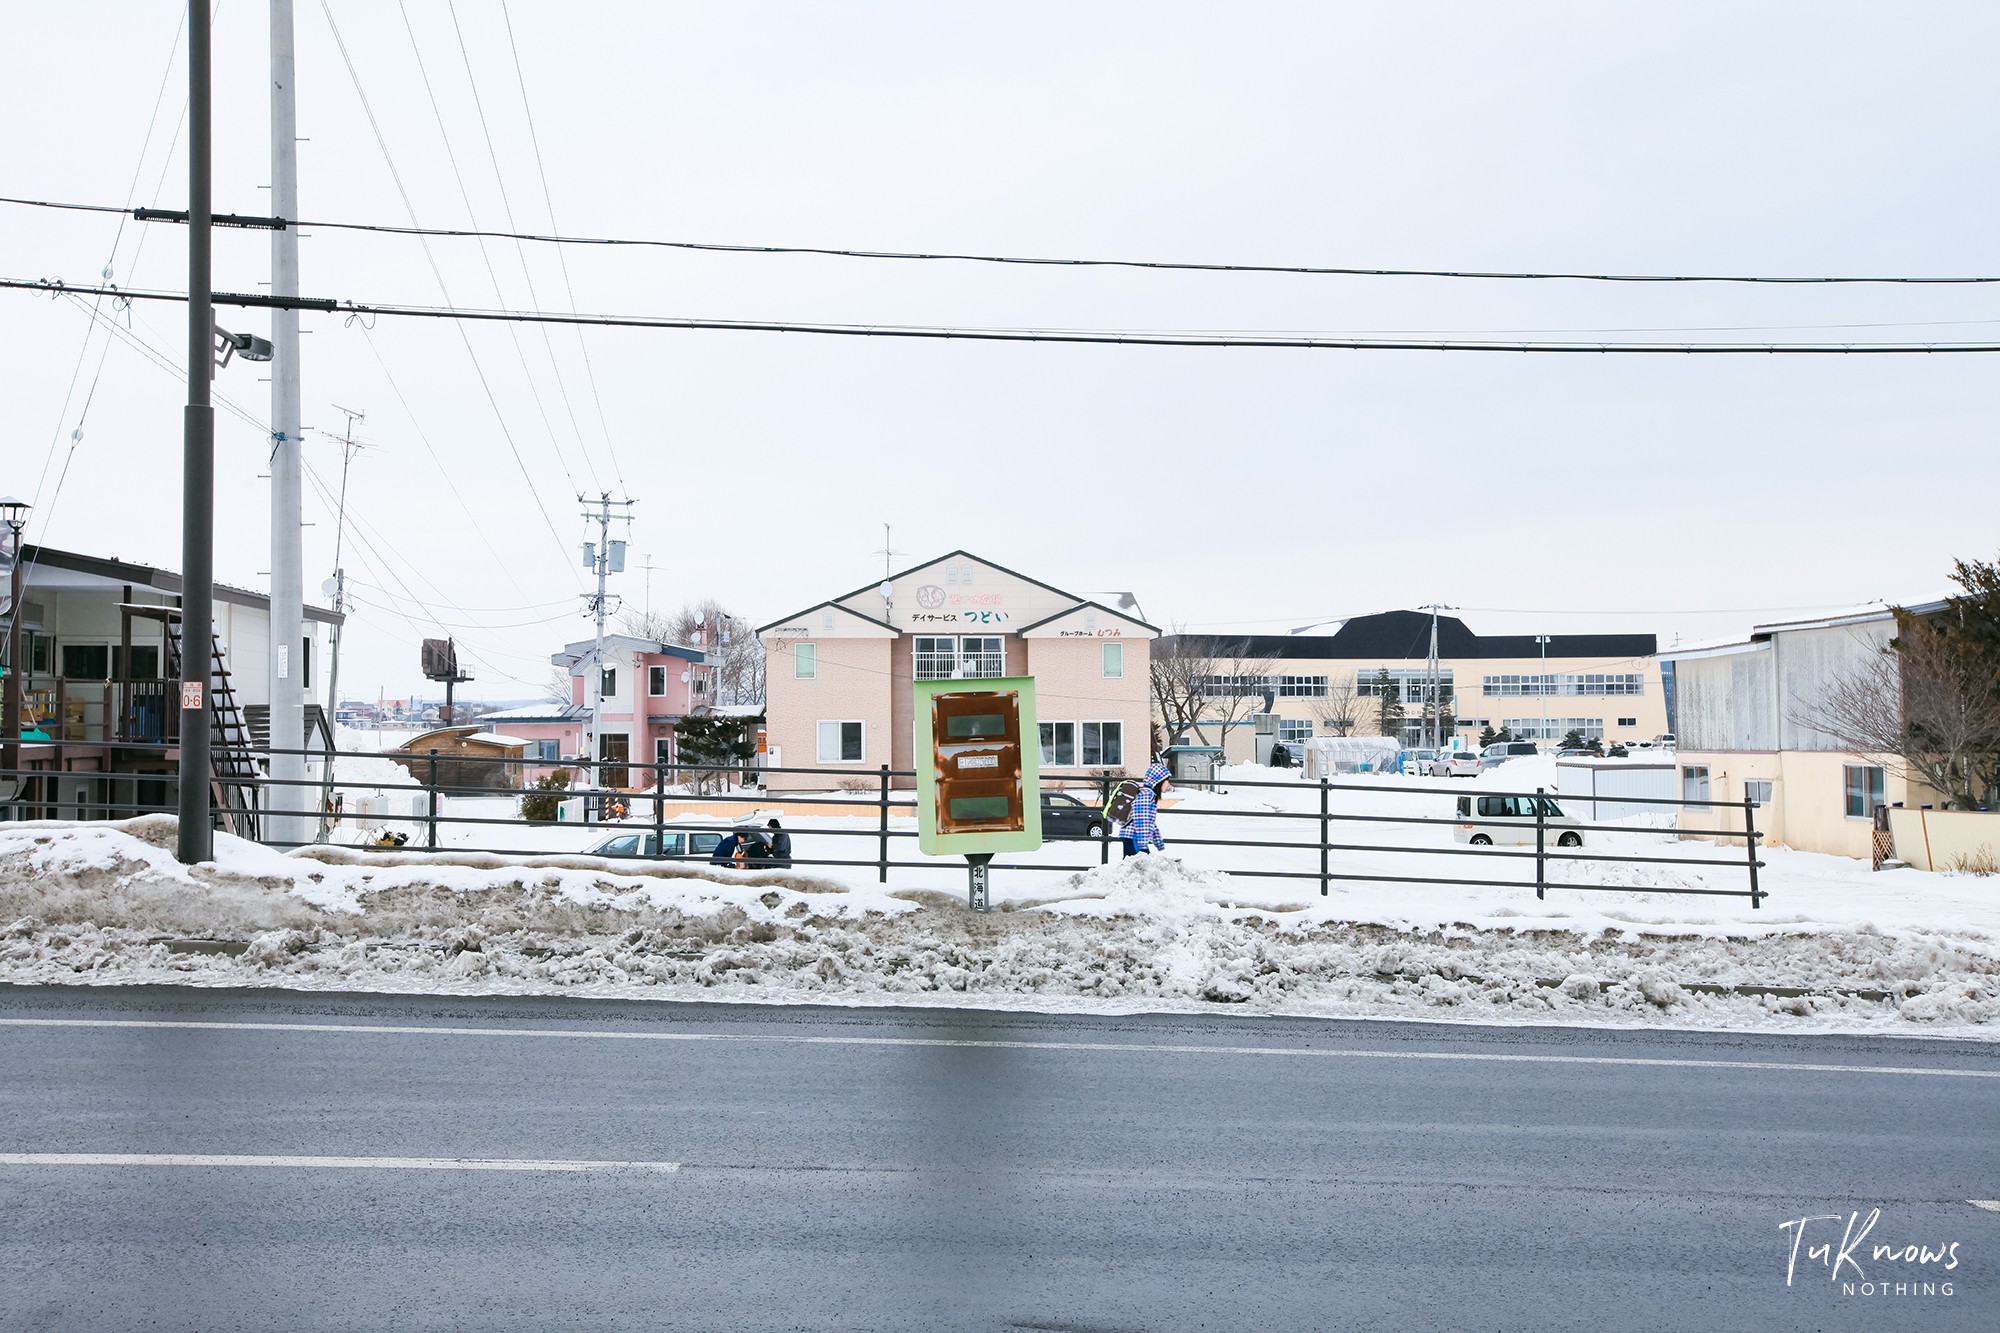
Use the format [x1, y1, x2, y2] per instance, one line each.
[0, 741, 1765, 907]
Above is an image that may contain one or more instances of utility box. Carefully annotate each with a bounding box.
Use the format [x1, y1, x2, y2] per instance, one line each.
[914, 676, 1042, 856]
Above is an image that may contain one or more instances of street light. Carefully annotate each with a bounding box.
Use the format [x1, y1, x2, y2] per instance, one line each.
[3, 495, 32, 772]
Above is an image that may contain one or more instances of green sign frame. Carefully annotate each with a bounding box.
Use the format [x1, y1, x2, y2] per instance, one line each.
[913, 675, 1043, 856]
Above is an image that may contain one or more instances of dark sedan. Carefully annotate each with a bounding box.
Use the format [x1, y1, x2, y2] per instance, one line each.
[1041, 791, 1108, 840]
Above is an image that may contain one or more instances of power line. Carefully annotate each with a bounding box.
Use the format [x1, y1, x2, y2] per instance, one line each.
[312, 0, 580, 573]
[500, 0, 627, 496]
[7, 192, 2000, 286]
[10, 277, 2000, 354]
[396, 0, 595, 499]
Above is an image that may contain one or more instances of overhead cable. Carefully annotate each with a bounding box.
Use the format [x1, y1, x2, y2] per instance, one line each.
[8, 192, 2000, 285]
[8, 277, 2000, 353]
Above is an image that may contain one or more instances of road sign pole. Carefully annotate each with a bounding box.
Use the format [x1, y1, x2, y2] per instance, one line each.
[966, 852, 992, 913]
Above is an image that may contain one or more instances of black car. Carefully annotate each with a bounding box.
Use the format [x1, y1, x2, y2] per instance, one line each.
[1041, 791, 1108, 840]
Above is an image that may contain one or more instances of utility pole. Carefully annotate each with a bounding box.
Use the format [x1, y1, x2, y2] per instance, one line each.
[578, 493, 634, 791]
[1535, 633, 1553, 743]
[177, 0, 214, 865]
[1426, 604, 1442, 750]
[265, 0, 307, 847]
[314, 408, 363, 842]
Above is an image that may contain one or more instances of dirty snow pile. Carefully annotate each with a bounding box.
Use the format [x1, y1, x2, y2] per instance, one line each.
[1, 817, 1996, 1036]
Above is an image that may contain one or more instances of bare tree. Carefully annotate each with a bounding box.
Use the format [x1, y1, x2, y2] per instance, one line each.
[1310, 673, 1366, 737]
[1149, 628, 1212, 753]
[1204, 640, 1279, 762]
[1792, 613, 2000, 809]
[544, 666, 576, 706]
[623, 598, 765, 706]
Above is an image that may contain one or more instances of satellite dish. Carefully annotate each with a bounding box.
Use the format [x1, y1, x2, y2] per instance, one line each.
[681, 671, 690, 683]
[320, 578, 338, 597]
[879, 581, 894, 599]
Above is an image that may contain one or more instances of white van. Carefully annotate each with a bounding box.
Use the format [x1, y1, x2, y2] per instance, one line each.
[1454, 793, 1584, 847]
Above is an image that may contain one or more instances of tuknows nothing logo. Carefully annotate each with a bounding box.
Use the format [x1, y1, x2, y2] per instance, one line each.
[1780, 1209, 1962, 1298]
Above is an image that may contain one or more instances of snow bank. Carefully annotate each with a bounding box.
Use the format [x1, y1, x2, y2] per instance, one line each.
[3, 818, 1996, 1035]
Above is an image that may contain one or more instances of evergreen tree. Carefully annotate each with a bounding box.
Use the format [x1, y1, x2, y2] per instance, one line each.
[1373, 668, 1404, 738]
[674, 716, 759, 793]
[1478, 724, 1498, 748]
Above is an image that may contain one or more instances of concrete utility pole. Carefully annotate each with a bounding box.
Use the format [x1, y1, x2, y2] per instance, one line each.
[1535, 633, 1553, 742]
[1425, 604, 1443, 750]
[314, 408, 362, 843]
[265, 0, 307, 847]
[177, 0, 214, 865]
[578, 493, 634, 789]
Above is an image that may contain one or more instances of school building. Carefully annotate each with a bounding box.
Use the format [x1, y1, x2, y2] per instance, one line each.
[1166, 611, 1667, 760]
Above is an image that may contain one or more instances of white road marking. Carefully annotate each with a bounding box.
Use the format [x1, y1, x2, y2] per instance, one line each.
[1969, 1199, 2000, 1212]
[2, 1016, 1994, 1078]
[0, 1153, 676, 1172]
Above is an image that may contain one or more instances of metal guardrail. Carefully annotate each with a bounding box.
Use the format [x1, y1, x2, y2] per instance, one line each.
[0, 742, 1766, 906]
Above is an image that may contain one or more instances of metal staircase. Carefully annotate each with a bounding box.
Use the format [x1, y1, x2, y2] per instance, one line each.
[165, 622, 262, 840]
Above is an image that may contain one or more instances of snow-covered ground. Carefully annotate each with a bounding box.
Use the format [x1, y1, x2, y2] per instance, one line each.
[2, 755, 1994, 1035]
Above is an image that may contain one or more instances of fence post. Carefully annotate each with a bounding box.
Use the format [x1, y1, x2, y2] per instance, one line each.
[1534, 785, 1546, 901]
[426, 749, 439, 850]
[1745, 794, 1763, 909]
[1319, 775, 1330, 896]
[878, 763, 890, 883]
[1099, 770, 1112, 866]
[653, 753, 665, 858]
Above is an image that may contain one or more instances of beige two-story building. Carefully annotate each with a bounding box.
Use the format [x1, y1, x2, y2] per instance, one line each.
[758, 552, 1156, 791]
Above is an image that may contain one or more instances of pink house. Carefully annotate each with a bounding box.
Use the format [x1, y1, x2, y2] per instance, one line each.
[512, 633, 710, 789]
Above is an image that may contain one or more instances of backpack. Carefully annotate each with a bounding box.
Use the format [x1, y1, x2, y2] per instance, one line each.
[1101, 777, 1146, 825]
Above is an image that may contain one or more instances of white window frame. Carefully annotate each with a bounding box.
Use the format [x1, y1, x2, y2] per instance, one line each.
[1041, 720, 1125, 768]
[914, 636, 957, 680]
[1278, 719, 1313, 744]
[1615, 716, 1637, 728]
[1744, 779, 1773, 807]
[1102, 642, 1123, 679]
[817, 719, 865, 764]
[1039, 721, 1077, 767]
[649, 665, 667, 696]
[958, 635, 1005, 679]
[599, 667, 617, 698]
[1843, 764, 1885, 819]
[794, 642, 816, 679]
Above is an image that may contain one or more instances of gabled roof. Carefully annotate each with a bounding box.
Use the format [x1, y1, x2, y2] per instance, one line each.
[756, 598, 902, 636]
[1014, 599, 1161, 635]
[759, 550, 1094, 634]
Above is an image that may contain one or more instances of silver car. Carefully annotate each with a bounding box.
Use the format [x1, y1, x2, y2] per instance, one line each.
[1429, 752, 1482, 778]
[1478, 741, 1540, 773]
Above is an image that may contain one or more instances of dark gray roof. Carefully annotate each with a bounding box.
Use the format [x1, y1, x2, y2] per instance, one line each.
[1167, 611, 1655, 662]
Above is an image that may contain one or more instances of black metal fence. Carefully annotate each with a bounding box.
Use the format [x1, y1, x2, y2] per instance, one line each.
[0, 741, 1765, 906]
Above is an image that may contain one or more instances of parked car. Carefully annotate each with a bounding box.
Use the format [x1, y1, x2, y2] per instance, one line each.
[1554, 748, 1598, 760]
[1041, 791, 1108, 840]
[1429, 752, 1482, 778]
[1454, 793, 1584, 847]
[1655, 734, 1677, 750]
[582, 828, 725, 859]
[1478, 741, 1539, 771]
[1401, 748, 1438, 775]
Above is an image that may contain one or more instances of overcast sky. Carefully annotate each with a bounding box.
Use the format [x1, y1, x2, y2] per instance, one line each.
[5, 2, 1998, 701]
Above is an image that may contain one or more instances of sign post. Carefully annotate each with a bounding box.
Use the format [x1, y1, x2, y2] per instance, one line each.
[913, 676, 1042, 911]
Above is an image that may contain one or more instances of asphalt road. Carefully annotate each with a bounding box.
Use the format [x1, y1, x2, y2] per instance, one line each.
[1, 986, 1994, 1332]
